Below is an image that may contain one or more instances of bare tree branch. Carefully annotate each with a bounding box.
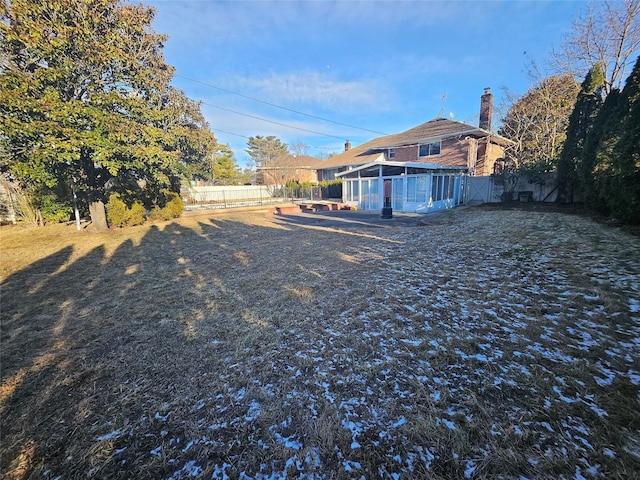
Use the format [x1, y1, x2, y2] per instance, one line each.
[551, 0, 640, 93]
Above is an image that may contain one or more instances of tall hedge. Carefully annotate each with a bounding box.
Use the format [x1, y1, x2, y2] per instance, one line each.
[593, 55, 640, 224]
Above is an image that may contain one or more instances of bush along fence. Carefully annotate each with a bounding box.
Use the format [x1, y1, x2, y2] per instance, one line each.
[181, 181, 342, 211]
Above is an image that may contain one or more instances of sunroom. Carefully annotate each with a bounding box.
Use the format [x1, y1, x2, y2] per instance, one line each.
[336, 161, 468, 213]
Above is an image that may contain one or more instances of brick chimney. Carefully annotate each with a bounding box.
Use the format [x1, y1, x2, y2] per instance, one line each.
[344, 139, 351, 151]
[479, 87, 493, 131]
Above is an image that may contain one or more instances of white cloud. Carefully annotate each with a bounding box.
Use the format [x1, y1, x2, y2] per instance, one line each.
[228, 72, 390, 112]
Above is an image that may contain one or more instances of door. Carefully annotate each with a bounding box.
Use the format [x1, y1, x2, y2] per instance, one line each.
[382, 177, 404, 211]
[392, 178, 403, 211]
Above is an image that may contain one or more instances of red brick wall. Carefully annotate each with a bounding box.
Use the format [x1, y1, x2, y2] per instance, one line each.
[379, 136, 507, 176]
[475, 142, 506, 176]
[391, 138, 469, 166]
[393, 145, 418, 162]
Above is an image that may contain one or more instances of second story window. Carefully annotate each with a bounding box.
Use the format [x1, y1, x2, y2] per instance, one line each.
[388, 148, 395, 159]
[419, 141, 441, 157]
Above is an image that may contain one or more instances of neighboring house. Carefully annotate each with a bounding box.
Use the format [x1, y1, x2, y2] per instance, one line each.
[255, 154, 321, 186]
[315, 88, 513, 213]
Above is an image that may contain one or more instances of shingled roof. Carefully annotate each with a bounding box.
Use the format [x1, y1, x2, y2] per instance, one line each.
[261, 154, 324, 169]
[316, 117, 512, 169]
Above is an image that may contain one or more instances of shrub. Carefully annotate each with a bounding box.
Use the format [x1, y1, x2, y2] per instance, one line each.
[37, 195, 72, 224]
[147, 190, 183, 222]
[106, 193, 145, 227]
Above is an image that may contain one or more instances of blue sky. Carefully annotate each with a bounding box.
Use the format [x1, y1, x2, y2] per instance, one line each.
[147, 0, 588, 166]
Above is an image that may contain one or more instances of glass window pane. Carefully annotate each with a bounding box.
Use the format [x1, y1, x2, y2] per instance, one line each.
[407, 177, 417, 202]
[360, 166, 380, 177]
[381, 165, 404, 176]
[417, 176, 427, 202]
[370, 179, 379, 207]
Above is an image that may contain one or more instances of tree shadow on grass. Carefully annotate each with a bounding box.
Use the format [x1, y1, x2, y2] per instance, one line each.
[0, 216, 377, 479]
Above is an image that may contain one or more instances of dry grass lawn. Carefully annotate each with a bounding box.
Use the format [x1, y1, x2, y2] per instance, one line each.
[1, 205, 639, 479]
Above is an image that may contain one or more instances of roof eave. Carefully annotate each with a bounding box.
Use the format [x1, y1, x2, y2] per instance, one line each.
[335, 160, 468, 177]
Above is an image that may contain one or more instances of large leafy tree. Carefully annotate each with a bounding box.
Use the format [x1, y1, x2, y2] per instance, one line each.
[499, 75, 579, 180]
[0, 0, 216, 229]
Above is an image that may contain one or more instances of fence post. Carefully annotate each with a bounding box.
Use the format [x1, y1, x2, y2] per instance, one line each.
[223, 190, 227, 209]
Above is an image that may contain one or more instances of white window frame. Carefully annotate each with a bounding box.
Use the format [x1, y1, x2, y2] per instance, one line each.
[418, 141, 441, 158]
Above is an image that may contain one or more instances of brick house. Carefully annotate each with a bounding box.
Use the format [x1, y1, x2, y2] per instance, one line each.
[255, 154, 321, 186]
[315, 88, 513, 213]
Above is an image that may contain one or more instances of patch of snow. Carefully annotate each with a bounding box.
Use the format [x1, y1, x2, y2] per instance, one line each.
[96, 429, 121, 441]
[392, 417, 406, 428]
[594, 363, 616, 386]
[464, 460, 476, 478]
[436, 418, 456, 430]
[343, 459, 362, 472]
[553, 386, 576, 403]
[154, 411, 171, 422]
[574, 465, 587, 480]
[211, 463, 232, 480]
[273, 433, 302, 451]
[167, 460, 202, 479]
[245, 399, 261, 422]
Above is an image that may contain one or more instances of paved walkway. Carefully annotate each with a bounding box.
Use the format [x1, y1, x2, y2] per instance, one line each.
[271, 207, 463, 230]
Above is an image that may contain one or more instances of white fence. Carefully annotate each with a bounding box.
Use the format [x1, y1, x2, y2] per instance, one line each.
[180, 184, 324, 210]
[181, 185, 279, 210]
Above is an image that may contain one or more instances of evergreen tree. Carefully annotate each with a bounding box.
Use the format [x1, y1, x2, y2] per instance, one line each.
[556, 64, 606, 203]
[212, 145, 243, 184]
[593, 55, 640, 223]
[580, 89, 622, 212]
[245, 136, 289, 169]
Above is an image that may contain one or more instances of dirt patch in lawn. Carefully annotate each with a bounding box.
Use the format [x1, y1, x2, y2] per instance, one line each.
[1, 207, 639, 479]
